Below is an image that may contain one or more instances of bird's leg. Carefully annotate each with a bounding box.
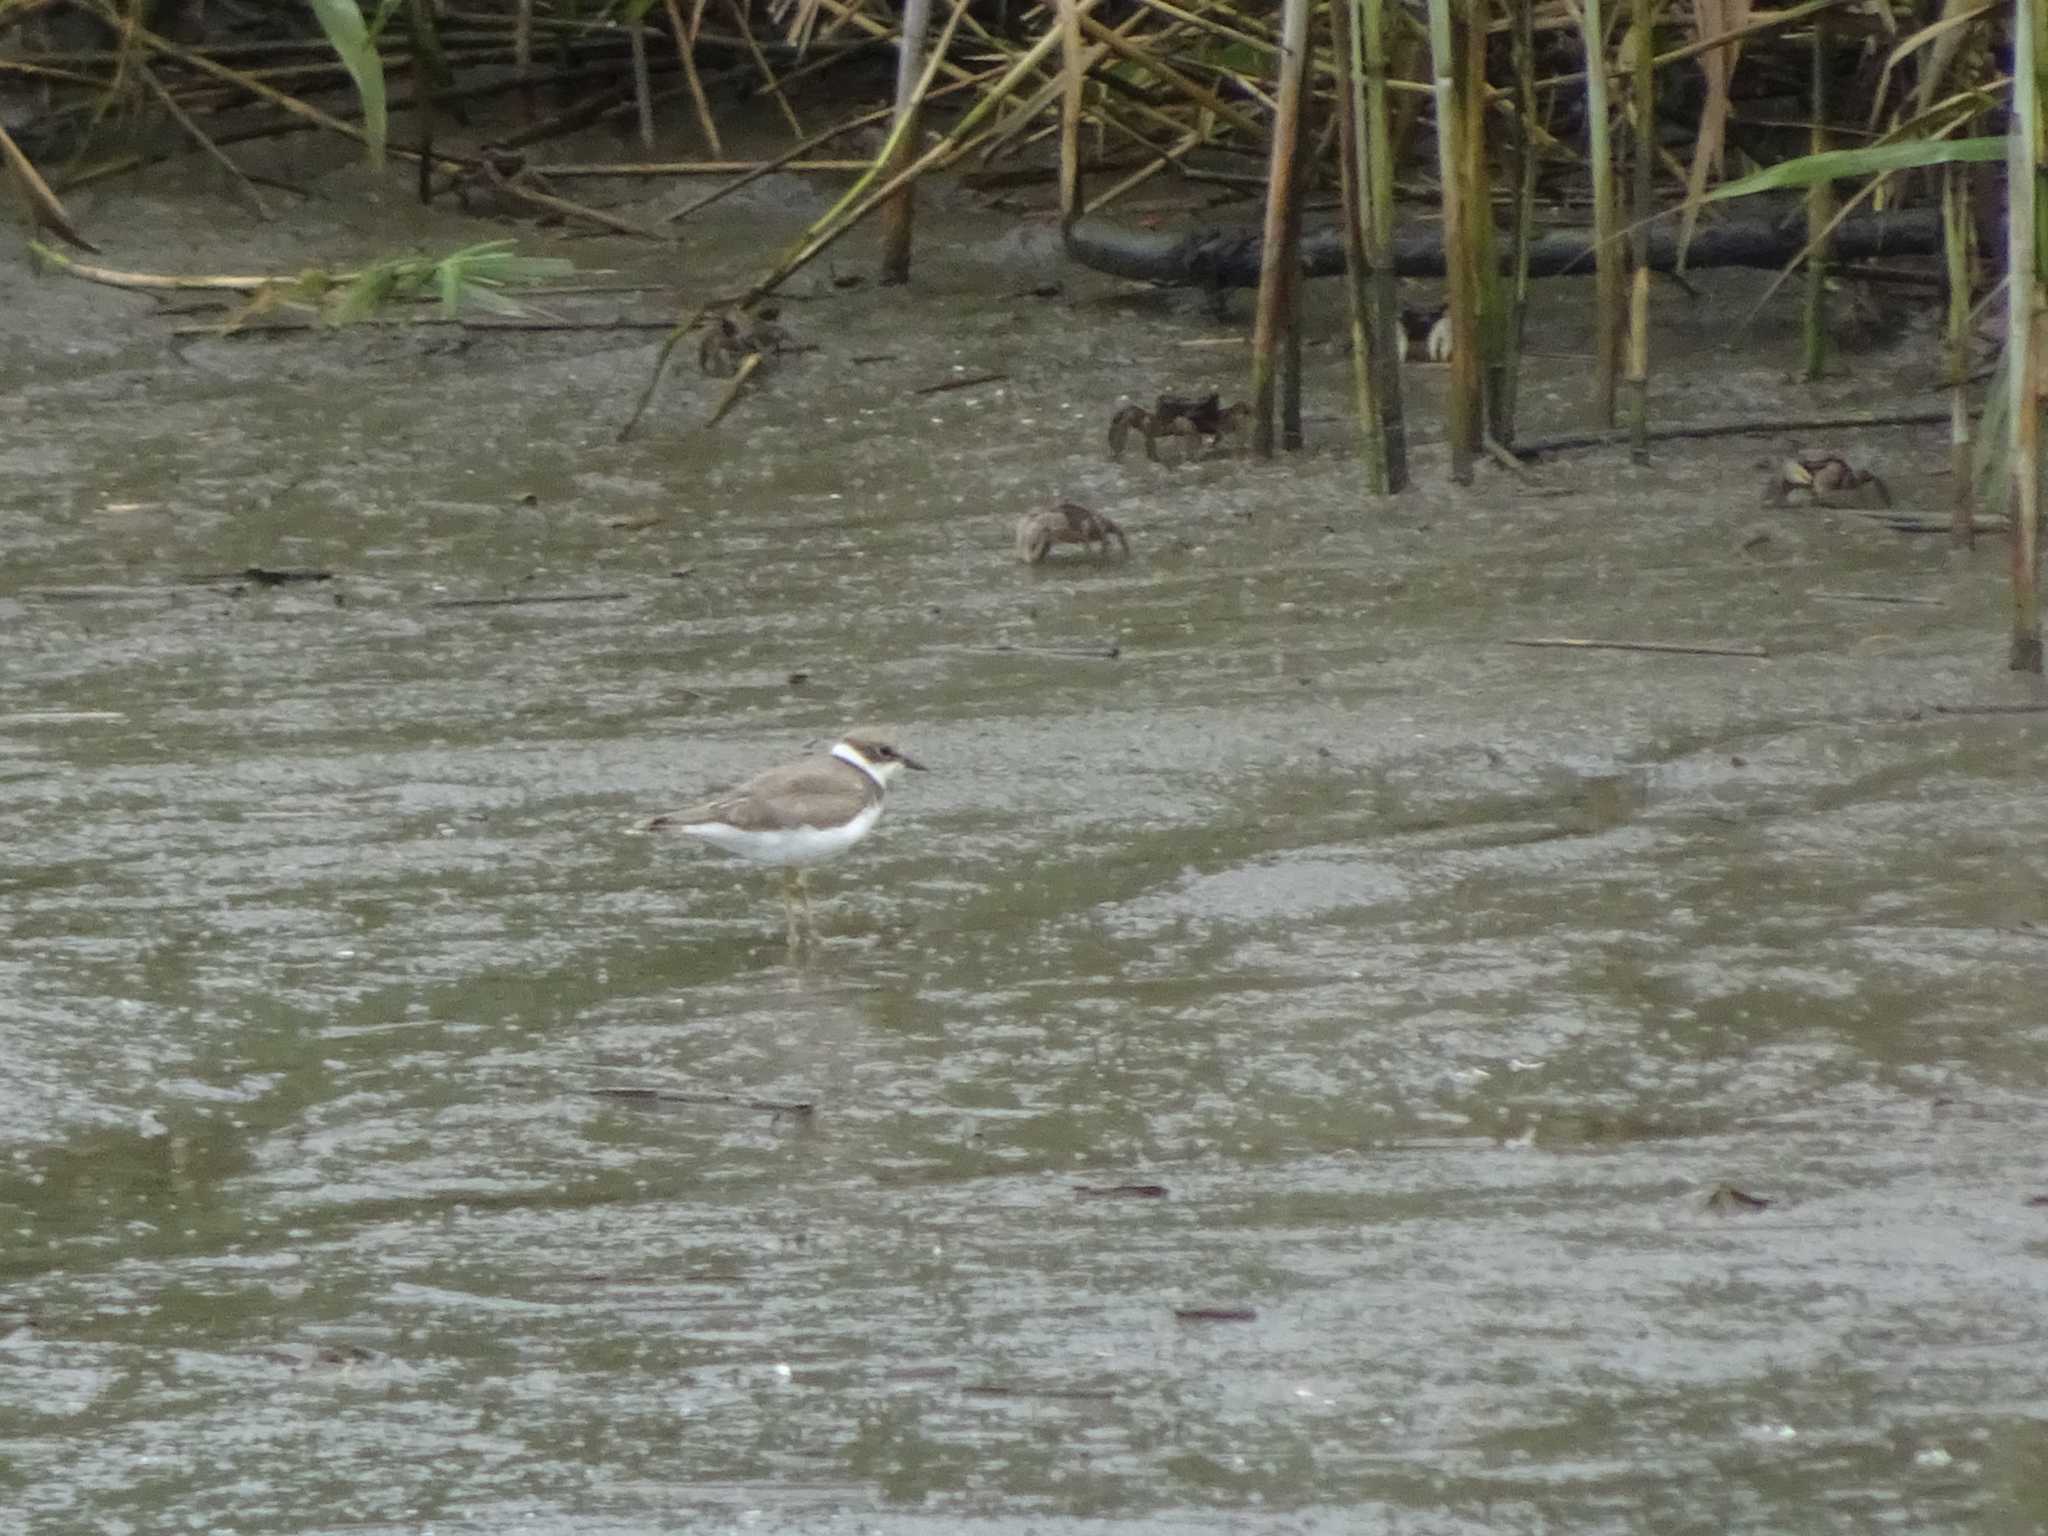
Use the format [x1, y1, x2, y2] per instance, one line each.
[781, 868, 803, 950]
[796, 868, 815, 945]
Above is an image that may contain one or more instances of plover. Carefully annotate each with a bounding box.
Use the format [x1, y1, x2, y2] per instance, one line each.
[645, 732, 926, 946]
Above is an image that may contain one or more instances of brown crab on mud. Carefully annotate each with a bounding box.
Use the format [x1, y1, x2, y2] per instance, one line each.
[1015, 501, 1130, 563]
[698, 309, 795, 377]
[1107, 391, 1249, 463]
[1762, 452, 1891, 509]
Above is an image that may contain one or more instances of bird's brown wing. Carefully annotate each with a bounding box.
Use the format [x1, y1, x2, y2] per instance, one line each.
[646, 757, 872, 833]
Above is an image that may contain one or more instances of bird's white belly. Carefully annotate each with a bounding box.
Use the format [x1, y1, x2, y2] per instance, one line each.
[681, 801, 883, 867]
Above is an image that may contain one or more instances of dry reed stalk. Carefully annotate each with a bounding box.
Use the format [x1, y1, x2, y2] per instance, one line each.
[1575, 0, 1621, 426]
[1424, 0, 1475, 479]
[1057, 0, 1085, 223]
[1072, 12, 1266, 143]
[1494, 0, 1536, 446]
[1249, 0, 1313, 459]
[1676, 0, 1748, 262]
[1802, 14, 1831, 379]
[628, 19, 655, 148]
[1459, 3, 1497, 448]
[1361, 0, 1408, 488]
[135, 57, 268, 218]
[1626, 0, 1652, 463]
[2008, 0, 2043, 672]
[661, 0, 723, 153]
[879, 0, 934, 282]
[1332, 0, 1395, 492]
[1943, 158, 1975, 545]
[723, 0, 804, 138]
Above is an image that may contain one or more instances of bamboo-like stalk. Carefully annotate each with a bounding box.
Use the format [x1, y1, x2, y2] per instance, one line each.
[1057, 0, 1085, 224]
[2009, 0, 2043, 673]
[660, 0, 723, 154]
[879, 0, 934, 282]
[722, 0, 804, 139]
[1625, 0, 1652, 463]
[1249, 0, 1313, 460]
[1460, 3, 1498, 448]
[1578, 0, 1620, 426]
[1943, 158, 1975, 546]
[1282, 97, 1307, 451]
[1494, 0, 1536, 445]
[1361, 0, 1408, 488]
[1332, 0, 1393, 491]
[1802, 13, 1831, 380]
[1424, 0, 1474, 479]
[627, 20, 655, 149]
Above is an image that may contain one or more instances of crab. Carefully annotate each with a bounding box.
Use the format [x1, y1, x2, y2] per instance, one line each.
[1107, 391, 1248, 463]
[698, 308, 796, 377]
[1762, 452, 1891, 509]
[1015, 501, 1130, 564]
[1398, 303, 1452, 362]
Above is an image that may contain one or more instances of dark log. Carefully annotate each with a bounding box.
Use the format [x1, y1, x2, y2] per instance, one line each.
[1063, 203, 1944, 290]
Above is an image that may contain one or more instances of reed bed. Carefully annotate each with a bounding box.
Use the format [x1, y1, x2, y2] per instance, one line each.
[0, 0, 2039, 666]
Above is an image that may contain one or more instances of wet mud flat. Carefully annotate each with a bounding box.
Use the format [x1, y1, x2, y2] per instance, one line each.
[4, 150, 2048, 1534]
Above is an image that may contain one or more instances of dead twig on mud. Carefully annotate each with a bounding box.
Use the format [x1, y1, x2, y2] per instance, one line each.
[1507, 637, 1771, 658]
[589, 1086, 816, 1116]
[0, 121, 98, 251]
[1810, 590, 1945, 606]
[427, 591, 631, 609]
[171, 317, 679, 337]
[1512, 409, 1959, 459]
[704, 350, 764, 428]
[913, 370, 1009, 395]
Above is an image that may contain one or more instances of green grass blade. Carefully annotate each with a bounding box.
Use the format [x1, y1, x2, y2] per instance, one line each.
[1705, 136, 2005, 201]
[309, 0, 388, 170]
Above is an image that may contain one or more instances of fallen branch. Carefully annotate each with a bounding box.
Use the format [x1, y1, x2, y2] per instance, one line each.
[1064, 202, 1945, 290]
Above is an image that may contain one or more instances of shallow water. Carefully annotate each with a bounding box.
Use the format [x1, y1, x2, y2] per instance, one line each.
[4, 136, 2048, 1535]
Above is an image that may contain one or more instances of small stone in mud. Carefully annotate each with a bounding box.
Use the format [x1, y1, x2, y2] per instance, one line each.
[1730, 754, 1746, 767]
[787, 671, 810, 686]
[1706, 1183, 1771, 1213]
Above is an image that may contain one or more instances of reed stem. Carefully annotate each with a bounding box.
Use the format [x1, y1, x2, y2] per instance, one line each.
[1943, 159, 1975, 547]
[1625, 0, 1652, 463]
[1362, 0, 1409, 487]
[1494, 0, 1536, 447]
[880, 0, 935, 282]
[1332, 0, 1392, 491]
[1249, 0, 1313, 459]
[1056, 0, 1085, 225]
[2009, 0, 2044, 672]
[1580, 0, 1620, 426]
[1425, 0, 1474, 480]
[1801, 13, 1831, 381]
